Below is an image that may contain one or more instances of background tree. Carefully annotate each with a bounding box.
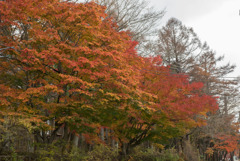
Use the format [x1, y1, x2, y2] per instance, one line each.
[154, 17, 240, 161]
[155, 18, 203, 73]
[189, 49, 240, 160]
[89, 0, 165, 55]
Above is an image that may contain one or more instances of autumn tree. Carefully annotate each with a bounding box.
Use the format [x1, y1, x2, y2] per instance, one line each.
[154, 18, 240, 160]
[0, 0, 146, 154]
[155, 18, 238, 113]
[189, 47, 239, 115]
[111, 55, 218, 159]
[189, 49, 240, 160]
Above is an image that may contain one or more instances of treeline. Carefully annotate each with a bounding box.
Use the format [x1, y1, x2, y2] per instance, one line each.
[0, 0, 239, 161]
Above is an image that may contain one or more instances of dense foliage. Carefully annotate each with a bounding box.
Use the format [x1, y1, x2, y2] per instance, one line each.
[0, 0, 239, 160]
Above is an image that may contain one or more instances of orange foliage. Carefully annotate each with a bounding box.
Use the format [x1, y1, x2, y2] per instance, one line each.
[0, 0, 219, 146]
[214, 134, 239, 153]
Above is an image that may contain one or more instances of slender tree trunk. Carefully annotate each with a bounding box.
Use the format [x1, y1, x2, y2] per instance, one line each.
[100, 127, 104, 142]
[105, 128, 109, 145]
[230, 151, 234, 161]
[72, 133, 79, 147]
[80, 134, 86, 151]
[117, 142, 127, 161]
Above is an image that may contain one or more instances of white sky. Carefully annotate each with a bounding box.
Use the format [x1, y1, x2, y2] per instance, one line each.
[149, 0, 240, 77]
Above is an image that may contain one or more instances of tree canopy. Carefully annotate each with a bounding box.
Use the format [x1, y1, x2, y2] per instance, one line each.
[0, 0, 238, 160]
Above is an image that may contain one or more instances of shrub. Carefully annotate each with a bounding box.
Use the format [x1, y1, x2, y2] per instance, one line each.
[129, 146, 183, 161]
[83, 144, 118, 161]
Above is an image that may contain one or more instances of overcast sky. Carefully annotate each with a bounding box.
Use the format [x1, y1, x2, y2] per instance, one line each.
[149, 0, 240, 77]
